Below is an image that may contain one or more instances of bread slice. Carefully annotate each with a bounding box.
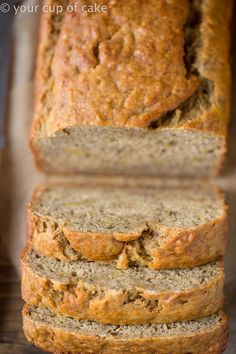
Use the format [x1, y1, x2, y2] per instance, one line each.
[23, 305, 228, 354]
[27, 183, 227, 269]
[30, 0, 232, 177]
[21, 247, 224, 325]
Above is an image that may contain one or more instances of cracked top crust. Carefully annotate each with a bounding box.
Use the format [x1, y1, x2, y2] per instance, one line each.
[50, 0, 198, 128]
[32, 0, 231, 137]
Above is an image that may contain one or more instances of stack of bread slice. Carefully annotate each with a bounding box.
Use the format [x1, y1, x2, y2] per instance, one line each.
[21, 0, 232, 351]
[21, 183, 229, 353]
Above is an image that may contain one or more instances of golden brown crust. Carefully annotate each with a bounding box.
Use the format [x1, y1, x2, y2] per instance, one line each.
[27, 184, 228, 268]
[22, 305, 229, 354]
[21, 245, 225, 325]
[32, 0, 199, 135]
[179, 0, 232, 135]
[30, 0, 232, 139]
[29, 0, 67, 170]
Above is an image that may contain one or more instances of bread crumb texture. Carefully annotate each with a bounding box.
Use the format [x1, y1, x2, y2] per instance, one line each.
[28, 184, 227, 268]
[23, 305, 229, 353]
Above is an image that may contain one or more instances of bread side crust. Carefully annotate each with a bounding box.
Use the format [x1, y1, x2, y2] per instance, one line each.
[27, 185, 228, 268]
[179, 0, 232, 135]
[30, 0, 67, 171]
[21, 246, 225, 325]
[22, 305, 229, 354]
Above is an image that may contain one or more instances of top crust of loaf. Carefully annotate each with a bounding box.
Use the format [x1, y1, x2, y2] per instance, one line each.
[31, 0, 232, 140]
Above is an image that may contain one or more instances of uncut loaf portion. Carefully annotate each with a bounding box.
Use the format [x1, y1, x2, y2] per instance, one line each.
[27, 184, 227, 269]
[23, 305, 229, 354]
[21, 247, 224, 325]
[30, 0, 232, 177]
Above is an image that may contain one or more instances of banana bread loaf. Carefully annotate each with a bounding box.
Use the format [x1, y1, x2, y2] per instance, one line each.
[21, 247, 224, 325]
[23, 305, 229, 354]
[27, 183, 227, 269]
[30, 0, 232, 176]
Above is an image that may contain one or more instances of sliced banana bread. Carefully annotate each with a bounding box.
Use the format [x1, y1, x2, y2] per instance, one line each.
[23, 305, 228, 354]
[31, 0, 232, 177]
[27, 183, 227, 269]
[21, 247, 224, 325]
